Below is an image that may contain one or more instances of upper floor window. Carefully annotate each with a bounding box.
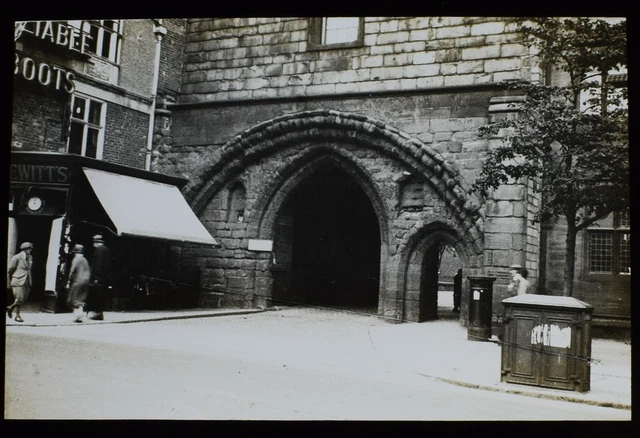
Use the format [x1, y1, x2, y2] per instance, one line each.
[308, 17, 364, 50]
[67, 94, 105, 159]
[587, 210, 631, 275]
[67, 20, 122, 63]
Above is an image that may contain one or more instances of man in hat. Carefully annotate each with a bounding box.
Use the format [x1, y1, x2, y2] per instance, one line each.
[7, 242, 34, 322]
[87, 234, 111, 320]
[66, 244, 91, 323]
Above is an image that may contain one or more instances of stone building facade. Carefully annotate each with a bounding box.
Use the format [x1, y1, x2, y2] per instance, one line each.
[154, 17, 553, 327]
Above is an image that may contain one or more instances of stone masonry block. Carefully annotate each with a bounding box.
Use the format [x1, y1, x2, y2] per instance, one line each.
[461, 45, 500, 60]
[485, 214, 525, 233]
[484, 232, 513, 250]
[491, 250, 513, 267]
[435, 25, 471, 39]
[470, 22, 505, 36]
[492, 185, 525, 200]
[485, 200, 514, 217]
[484, 58, 522, 73]
[377, 31, 410, 45]
[413, 52, 436, 64]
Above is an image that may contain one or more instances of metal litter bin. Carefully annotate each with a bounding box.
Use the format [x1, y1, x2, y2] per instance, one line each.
[467, 276, 496, 341]
[500, 295, 594, 392]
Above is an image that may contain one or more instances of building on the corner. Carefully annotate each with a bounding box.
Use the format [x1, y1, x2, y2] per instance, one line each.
[9, 19, 217, 312]
[151, 17, 628, 335]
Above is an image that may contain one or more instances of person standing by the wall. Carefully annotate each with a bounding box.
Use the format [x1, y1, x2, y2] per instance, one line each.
[88, 234, 111, 321]
[66, 244, 91, 323]
[7, 242, 34, 323]
[507, 265, 531, 295]
[452, 268, 462, 313]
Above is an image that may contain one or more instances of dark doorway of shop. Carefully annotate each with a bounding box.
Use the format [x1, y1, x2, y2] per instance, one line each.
[289, 166, 380, 314]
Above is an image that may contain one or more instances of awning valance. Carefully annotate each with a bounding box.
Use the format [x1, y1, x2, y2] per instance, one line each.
[82, 167, 218, 245]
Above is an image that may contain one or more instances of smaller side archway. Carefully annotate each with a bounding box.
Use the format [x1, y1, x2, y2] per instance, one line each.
[400, 222, 480, 323]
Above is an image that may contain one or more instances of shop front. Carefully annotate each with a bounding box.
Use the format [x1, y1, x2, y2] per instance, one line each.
[8, 151, 218, 312]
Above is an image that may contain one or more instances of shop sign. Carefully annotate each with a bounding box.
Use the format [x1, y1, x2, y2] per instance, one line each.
[15, 21, 93, 55]
[10, 164, 70, 184]
[14, 52, 75, 93]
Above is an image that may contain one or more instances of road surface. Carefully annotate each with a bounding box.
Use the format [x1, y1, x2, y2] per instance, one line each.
[4, 307, 631, 420]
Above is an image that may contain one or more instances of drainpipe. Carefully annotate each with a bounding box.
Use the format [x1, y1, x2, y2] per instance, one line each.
[145, 19, 167, 171]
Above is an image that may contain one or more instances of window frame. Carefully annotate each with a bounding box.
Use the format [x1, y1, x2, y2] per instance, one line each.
[308, 17, 365, 51]
[586, 210, 631, 276]
[67, 93, 106, 160]
[67, 19, 123, 63]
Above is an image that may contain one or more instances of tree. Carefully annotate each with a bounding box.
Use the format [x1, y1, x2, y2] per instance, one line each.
[472, 17, 629, 297]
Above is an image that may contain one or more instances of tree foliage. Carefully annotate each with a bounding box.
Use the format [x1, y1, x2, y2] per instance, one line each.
[472, 17, 628, 296]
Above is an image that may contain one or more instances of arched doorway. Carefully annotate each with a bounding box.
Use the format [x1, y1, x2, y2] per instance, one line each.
[273, 165, 380, 312]
[420, 242, 464, 321]
[401, 223, 476, 323]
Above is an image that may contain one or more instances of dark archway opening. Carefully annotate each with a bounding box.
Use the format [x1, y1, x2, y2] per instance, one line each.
[419, 240, 464, 322]
[288, 166, 380, 310]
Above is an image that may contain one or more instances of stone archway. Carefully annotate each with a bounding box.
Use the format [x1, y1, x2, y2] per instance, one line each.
[398, 222, 482, 323]
[185, 109, 484, 319]
[251, 150, 387, 312]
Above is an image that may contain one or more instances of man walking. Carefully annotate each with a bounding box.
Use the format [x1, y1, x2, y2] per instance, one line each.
[67, 244, 91, 323]
[88, 234, 111, 320]
[7, 242, 34, 323]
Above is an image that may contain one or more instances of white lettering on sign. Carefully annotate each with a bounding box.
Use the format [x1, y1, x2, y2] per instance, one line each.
[15, 53, 75, 93]
[530, 323, 572, 349]
[248, 239, 273, 252]
[15, 21, 93, 55]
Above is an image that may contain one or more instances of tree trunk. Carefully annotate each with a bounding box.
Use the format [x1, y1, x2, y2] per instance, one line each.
[563, 211, 577, 297]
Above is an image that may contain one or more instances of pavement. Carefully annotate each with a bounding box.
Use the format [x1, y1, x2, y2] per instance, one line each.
[5, 303, 631, 411]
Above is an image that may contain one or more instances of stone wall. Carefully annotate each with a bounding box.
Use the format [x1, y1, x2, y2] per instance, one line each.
[179, 17, 534, 103]
[156, 17, 540, 324]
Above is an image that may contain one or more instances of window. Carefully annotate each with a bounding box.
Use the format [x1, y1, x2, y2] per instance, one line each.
[67, 94, 105, 159]
[67, 20, 122, 63]
[226, 183, 246, 223]
[587, 210, 631, 275]
[308, 17, 364, 49]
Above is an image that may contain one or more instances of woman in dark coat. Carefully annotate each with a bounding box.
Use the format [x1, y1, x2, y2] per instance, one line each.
[67, 244, 91, 323]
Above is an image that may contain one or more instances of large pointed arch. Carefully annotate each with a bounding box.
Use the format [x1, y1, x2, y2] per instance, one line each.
[249, 146, 389, 245]
[185, 109, 484, 254]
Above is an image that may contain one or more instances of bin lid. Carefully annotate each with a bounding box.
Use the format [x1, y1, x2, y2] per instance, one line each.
[502, 294, 594, 310]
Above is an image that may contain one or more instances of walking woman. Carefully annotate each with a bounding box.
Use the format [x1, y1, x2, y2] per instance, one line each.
[7, 242, 34, 323]
[66, 244, 91, 323]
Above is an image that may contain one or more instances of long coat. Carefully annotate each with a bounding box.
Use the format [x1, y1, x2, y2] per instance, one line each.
[67, 254, 91, 308]
[8, 251, 32, 288]
[91, 244, 111, 285]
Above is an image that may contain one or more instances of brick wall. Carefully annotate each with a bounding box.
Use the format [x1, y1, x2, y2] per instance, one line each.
[11, 82, 69, 152]
[103, 103, 149, 168]
[158, 19, 187, 103]
[118, 20, 157, 97]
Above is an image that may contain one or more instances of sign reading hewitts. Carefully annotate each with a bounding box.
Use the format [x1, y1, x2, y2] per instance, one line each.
[10, 164, 70, 184]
